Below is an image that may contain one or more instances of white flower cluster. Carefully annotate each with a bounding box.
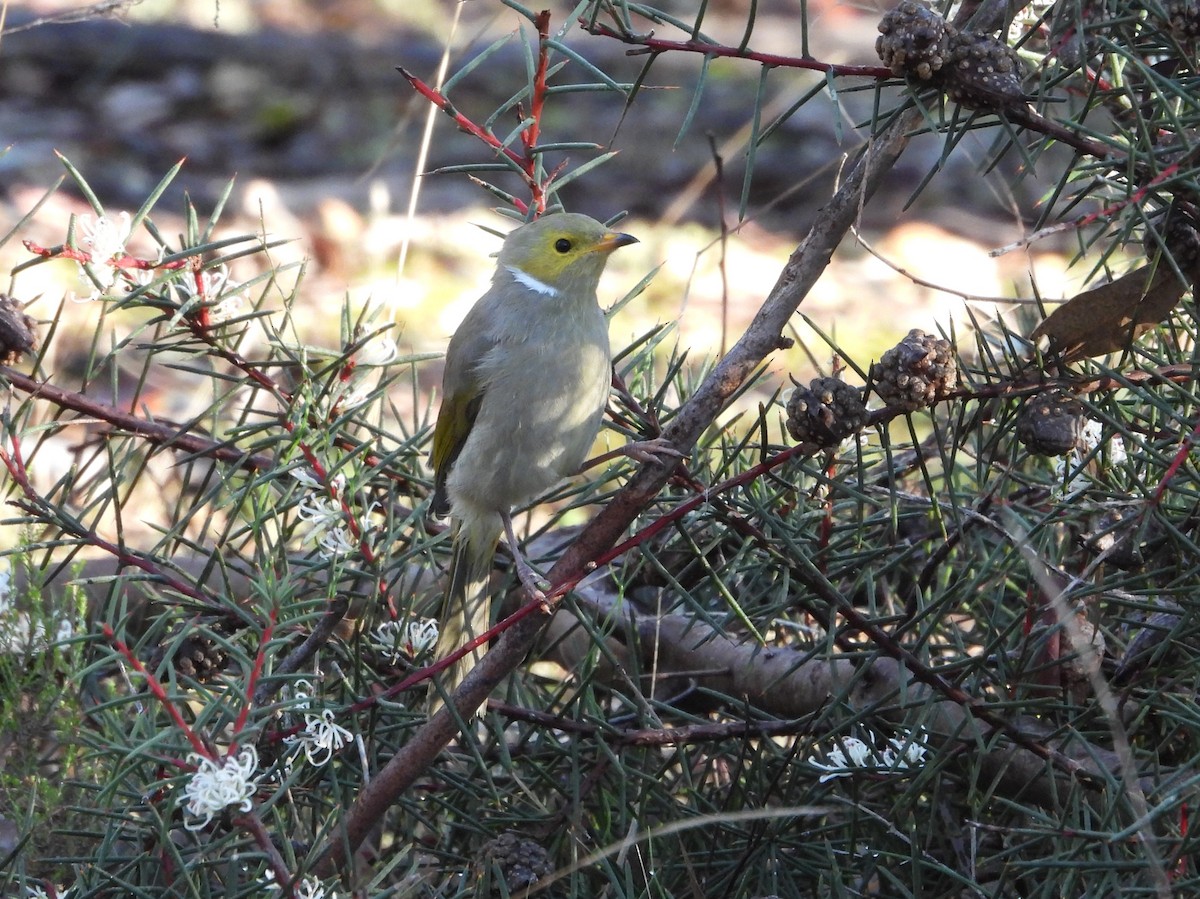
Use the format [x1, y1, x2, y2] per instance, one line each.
[182, 745, 261, 830]
[807, 727, 928, 784]
[370, 617, 439, 664]
[294, 875, 338, 899]
[261, 871, 338, 898]
[25, 885, 74, 899]
[291, 469, 362, 558]
[75, 211, 133, 299]
[71, 213, 254, 322]
[295, 332, 398, 414]
[284, 679, 352, 767]
[168, 264, 247, 327]
[337, 334, 398, 412]
[0, 565, 74, 655]
[1084, 420, 1127, 464]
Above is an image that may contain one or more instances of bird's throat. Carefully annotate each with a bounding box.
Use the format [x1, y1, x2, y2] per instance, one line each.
[505, 265, 560, 298]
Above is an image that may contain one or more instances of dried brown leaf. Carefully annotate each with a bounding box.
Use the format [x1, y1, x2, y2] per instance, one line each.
[1030, 265, 1187, 362]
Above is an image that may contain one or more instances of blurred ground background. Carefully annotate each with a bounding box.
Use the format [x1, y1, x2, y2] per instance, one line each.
[0, 0, 1085, 431]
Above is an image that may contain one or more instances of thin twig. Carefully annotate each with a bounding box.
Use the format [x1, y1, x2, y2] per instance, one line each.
[582, 20, 892, 79]
[316, 100, 923, 880]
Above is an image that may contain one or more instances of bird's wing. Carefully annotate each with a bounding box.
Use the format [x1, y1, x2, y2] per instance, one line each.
[430, 390, 482, 517]
[430, 309, 498, 517]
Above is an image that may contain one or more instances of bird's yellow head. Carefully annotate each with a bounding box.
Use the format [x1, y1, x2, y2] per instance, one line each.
[497, 212, 638, 297]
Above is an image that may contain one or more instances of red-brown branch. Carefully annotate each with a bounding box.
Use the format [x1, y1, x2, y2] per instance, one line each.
[397, 66, 531, 175]
[399, 9, 560, 214]
[0, 365, 275, 470]
[583, 20, 893, 79]
[523, 10, 553, 206]
[103, 622, 211, 758]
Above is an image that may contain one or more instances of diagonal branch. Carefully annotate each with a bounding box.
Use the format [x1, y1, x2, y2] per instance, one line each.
[315, 105, 924, 877]
[0, 364, 274, 470]
[538, 579, 1164, 808]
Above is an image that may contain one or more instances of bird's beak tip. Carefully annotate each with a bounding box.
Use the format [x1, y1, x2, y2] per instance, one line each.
[597, 231, 639, 253]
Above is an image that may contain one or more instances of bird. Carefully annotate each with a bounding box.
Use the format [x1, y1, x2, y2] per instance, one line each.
[428, 212, 639, 711]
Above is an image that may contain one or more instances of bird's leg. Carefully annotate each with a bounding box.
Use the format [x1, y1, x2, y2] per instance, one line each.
[580, 436, 686, 471]
[501, 510, 550, 599]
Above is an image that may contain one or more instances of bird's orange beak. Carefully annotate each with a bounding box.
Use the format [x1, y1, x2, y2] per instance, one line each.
[594, 231, 639, 254]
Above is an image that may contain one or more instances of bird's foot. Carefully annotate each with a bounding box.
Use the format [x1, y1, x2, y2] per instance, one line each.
[579, 436, 687, 471]
[501, 510, 551, 600]
[620, 436, 687, 465]
[514, 557, 551, 601]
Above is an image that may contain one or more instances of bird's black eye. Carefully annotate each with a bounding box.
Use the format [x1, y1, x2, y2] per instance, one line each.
[554, 238, 572, 253]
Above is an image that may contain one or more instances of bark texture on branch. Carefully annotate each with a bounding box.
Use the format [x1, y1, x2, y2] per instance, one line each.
[318, 111, 923, 874]
[542, 579, 1147, 809]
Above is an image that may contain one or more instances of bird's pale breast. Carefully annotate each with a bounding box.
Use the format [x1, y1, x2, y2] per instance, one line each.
[444, 301, 610, 514]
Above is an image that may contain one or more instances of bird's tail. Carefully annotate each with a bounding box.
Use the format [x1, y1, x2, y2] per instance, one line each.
[429, 511, 500, 716]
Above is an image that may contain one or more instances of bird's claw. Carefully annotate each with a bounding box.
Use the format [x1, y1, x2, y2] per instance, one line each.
[515, 559, 551, 601]
[622, 437, 686, 465]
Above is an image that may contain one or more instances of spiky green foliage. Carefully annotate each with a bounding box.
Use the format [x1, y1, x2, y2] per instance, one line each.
[3, 0, 1200, 896]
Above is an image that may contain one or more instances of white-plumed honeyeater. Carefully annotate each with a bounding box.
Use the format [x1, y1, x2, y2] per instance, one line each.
[429, 212, 638, 711]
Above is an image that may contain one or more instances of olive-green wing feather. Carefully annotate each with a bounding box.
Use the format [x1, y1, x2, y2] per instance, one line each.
[430, 388, 482, 517]
[430, 301, 499, 517]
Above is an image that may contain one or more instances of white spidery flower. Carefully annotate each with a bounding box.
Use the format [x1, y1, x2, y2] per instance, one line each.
[808, 727, 928, 783]
[317, 523, 357, 558]
[75, 211, 132, 299]
[328, 332, 398, 412]
[405, 617, 440, 656]
[291, 678, 316, 710]
[333, 380, 373, 413]
[808, 737, 873, 783]
[169, 264, 247, 326]
[881, 729, 929, 769]
[292, 470, 359, 558]
[296, 492, 342, 532]
[290, 467, 323, 490]
[294, 876, 337, 899]
[1054, 420, 1128, 497]
[288, 709, 353, 768]
[370, 619, 405, 664]
[260, 870, 335, 896]
[182, 745, 261, 830]
[285, 680, 352, 767]
[356, 334, 397, 367]
[1081, 419, 1127, 466]
[371, 617, 440, 664]
[30, 887, 74, 899]
[79, 211, 131, 262]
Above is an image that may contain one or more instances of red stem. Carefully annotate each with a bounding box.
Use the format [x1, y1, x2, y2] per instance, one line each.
[1153, 416, 1200, 503]
[583, 20, 892, 79]
[525, 10, 553, 212]
[397, 66, 529, 173]
[23, 240, 186, 272]
[234, 608, 277, 737]
[102, 622, 211, 758]
[398, 11, 558, 215]
[0, 435, 225, 610]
